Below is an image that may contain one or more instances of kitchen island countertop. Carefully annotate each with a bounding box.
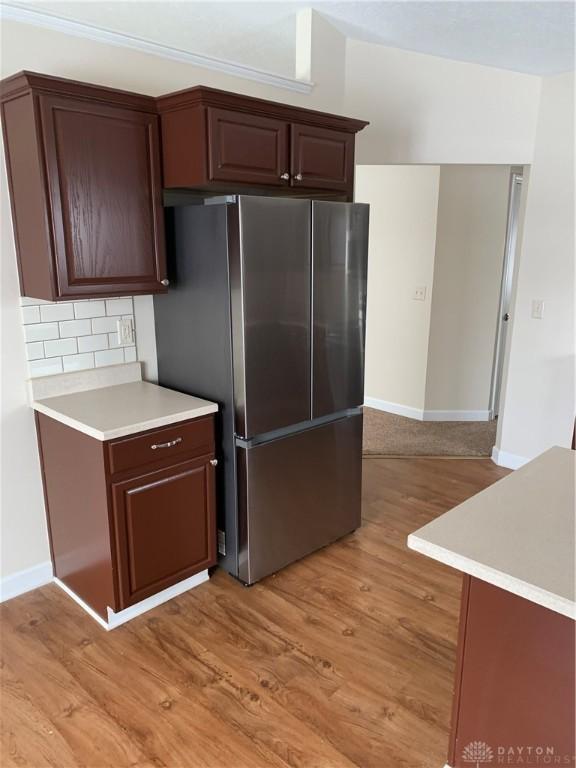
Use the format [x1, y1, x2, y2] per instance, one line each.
[408, 446, 575, 619]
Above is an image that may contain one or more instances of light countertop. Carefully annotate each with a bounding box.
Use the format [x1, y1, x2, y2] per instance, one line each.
[30, 363, 217, 441]
[407, 446, 575, 619]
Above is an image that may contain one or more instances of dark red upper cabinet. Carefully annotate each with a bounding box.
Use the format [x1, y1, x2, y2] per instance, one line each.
[158, 86, 367, 199]
[290, 123, 354, 192]
[1, 72, 167, 301]
[1, 74, 367, 300]
[207, 107, 289, 187]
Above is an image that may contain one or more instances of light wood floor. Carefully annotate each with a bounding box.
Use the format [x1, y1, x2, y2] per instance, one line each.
[1, 458, 508, 768]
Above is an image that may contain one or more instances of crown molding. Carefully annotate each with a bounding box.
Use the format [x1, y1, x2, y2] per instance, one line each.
[0, 3, 315, 95]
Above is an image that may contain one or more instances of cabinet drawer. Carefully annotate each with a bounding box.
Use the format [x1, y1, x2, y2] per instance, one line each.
[108, 417, 214, 475]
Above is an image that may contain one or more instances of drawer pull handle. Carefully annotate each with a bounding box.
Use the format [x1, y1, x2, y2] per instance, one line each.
[210, 459, 218, 466]
[151, 437, 182, 450]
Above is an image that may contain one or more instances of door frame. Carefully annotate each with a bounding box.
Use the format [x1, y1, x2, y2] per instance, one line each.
[489, 167, 524, 418]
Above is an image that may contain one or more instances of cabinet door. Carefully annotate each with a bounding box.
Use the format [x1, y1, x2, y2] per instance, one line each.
[207, 107, 290, 187]
[111, 457, 216, 609]
[291, 124, 354, 193]
[39, 94, 167, 298]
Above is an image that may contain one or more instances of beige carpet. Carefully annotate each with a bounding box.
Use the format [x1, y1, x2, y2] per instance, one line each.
[363, 408, 497, 457]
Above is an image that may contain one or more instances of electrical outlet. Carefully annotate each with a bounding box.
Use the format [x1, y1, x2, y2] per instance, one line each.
[413, 286, 427, 301]
[117, 317, 135, 345]
[531, 299, 545, 319]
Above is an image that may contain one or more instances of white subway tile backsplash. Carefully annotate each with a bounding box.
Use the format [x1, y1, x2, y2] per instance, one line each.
[44, 338, 78, 358]
[39, 303, 74, 322]
[29, 357, 64, 377]
[105, 298, 133, 316]
[19, 298, 139, 378]
[26, 342, 45, 360]
[78, 334, 109, 353]
[21, 306, 41, 324]
[108, 332, 121, 348]
[95, 348, 124, 367]
[25, 322, 59, 342]
[123, 346, 137, 363]
[91, 316, 119, 334]
[59, 319, 92, 338]
[74, 301, 106, 319]
[63, 352, 95, 372]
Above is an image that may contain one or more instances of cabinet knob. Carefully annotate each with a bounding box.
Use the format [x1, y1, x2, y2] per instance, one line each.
[280, 172, 290, 181]
[294, 173, 303, 181]
[160, 278, 170, 286]
[210, 459, 218, 467]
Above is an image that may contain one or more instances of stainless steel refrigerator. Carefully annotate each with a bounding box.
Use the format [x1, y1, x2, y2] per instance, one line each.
[154, 196, 369, 584]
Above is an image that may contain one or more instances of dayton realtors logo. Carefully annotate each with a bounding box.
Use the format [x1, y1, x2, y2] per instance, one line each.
[462, 741, 494, 767]
[462, 741, 575, 766]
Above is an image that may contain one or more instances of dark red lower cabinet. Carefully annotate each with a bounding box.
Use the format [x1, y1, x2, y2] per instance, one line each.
[112, 457, 216, 609]
[448, 576, 575, 767]
[36, 413, 217, 620]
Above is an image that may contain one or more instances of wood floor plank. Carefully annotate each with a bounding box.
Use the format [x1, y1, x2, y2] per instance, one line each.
[1, 660, 80, 768]
[0, 596, 150, 767]
[0, 458, 509, 768]
[28, 588, 289, 768]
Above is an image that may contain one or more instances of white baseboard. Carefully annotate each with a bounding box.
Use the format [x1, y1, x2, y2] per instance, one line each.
[422, 409, 492, 422]
[364, 397, 492, 422]
[364, 397, 424, 420]
[491, 446, 529, 469]
[54, 569, 209, 630]
[0, 560, 53, 603]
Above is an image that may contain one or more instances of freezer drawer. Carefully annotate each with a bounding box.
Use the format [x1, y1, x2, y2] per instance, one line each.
[312, 201, 369, 417]
[236, 413, 363, 584]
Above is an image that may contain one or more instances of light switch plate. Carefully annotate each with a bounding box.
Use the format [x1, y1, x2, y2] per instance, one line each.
[531, 299, 545, 319]
[117, 317, 135, 345]
[413, 286, 427, 301]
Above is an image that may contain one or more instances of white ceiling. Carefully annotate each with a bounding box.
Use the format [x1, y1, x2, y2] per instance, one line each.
[5, 1, 575, 78]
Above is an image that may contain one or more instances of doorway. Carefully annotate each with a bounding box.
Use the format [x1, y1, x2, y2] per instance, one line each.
[357, 164, 524, 457]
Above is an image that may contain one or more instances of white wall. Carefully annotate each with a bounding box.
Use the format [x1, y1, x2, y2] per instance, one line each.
[345, 39, 542, 165]
[359, 164, 511, 420]
[1, 151, 50, 579]
[356, 166, 440, 414]
[495, 73, 575, 466]
[425, 165, 511, 415]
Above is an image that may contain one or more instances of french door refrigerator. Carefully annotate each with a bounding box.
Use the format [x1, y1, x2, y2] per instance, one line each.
[154, 196, 369, 584]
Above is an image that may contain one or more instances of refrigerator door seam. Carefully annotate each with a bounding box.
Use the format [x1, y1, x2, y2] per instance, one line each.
[235, 408, 362, 448]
